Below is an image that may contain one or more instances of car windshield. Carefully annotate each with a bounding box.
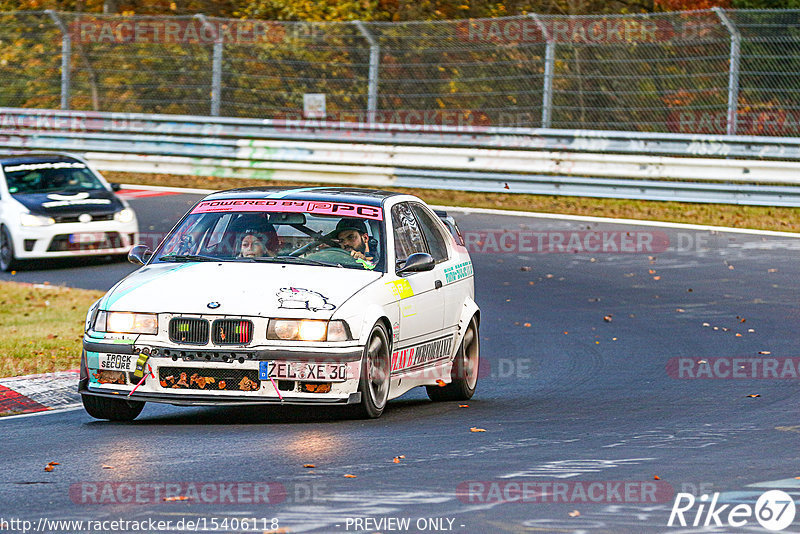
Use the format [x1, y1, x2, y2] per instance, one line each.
[3, 161, 106, 194]
[152, 199, 386, 271]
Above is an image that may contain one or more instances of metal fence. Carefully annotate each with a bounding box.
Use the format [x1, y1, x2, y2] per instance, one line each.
[1, 9, 799, 136]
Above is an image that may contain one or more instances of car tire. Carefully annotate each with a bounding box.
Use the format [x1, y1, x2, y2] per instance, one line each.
[349, 322, 391, 419]
[427, 315, 479, 402]
[81, 394, 145, 421]
[0, 226, 18, 272]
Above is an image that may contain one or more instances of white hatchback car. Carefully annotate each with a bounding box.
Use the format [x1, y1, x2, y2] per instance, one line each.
[80, 187, 479, 420]
[0, 153, 138, 271]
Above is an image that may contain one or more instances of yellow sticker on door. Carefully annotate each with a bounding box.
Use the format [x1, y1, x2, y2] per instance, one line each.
[386, 279, 414, 300]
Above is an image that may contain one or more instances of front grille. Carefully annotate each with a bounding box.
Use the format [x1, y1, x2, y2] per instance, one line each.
[54, 213, 115, 223]
[158, 367, 260, 392]
[169, 318, 209, 345]
[212, 319, 253, 345]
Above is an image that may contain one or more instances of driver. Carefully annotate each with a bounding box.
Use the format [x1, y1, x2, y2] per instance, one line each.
[334, 219, 375, 262]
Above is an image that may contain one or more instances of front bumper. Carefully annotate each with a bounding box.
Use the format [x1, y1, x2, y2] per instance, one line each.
[11, 219, 137, 259]
[80, 339, 365, 406]
[79, 382, 362, 406]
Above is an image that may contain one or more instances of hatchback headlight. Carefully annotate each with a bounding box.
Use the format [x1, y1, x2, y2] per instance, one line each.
[95, 311, 158, 335]
[20, 213, 55, 227]
[267, 319, 350, 341]
[114, 208, 135, 223]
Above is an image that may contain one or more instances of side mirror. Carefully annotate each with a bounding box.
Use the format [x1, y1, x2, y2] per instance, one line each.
[109, 183, 122, 192]
[397, 252, 435, 274]
[128, 244, 152, 265]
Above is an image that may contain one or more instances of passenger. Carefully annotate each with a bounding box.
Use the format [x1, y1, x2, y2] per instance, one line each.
[238, 228, 280, 258]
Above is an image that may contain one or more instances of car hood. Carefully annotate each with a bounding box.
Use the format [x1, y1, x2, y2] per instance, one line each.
[13, 189, 122, 217]
[101, 261, 382, 318]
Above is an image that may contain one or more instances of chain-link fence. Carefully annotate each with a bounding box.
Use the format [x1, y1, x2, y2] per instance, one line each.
[1, 9, 798, 136]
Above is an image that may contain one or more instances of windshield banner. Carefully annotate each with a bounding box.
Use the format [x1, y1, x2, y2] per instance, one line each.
[191, 199, 383, 220]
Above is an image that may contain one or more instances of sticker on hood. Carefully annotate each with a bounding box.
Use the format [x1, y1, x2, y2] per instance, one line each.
[277, 287, 336, 312]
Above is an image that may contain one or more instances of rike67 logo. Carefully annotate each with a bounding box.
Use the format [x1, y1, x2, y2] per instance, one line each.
[668, 491, 796, 531]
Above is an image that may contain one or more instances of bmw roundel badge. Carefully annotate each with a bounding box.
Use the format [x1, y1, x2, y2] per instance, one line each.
[207, 301, 221, 309]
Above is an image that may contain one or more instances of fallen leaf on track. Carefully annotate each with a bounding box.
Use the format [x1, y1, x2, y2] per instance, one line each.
[759, 351, 771, 355]
[654, 475, 661, 480]
[746, 394, 760, 398]
[344, 474, 357, 478]
[163, 496, 191, 502]
[102, 465, 114, 470]
[303, 464, 316, 468]
[568, 510, 580, 517]
[653, 276, 661, 281]
[459, 404, 469, 408]
[470, 427, 487, 432]
[603, 315, 612, 322]
[523, 323, 531, 327]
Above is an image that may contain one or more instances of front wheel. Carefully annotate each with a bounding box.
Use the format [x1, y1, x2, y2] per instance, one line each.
[427, 315, 479, 401]
[349, 323, 391, 419]
[0, 226, 17, 272]
[82, 394, 145, 421]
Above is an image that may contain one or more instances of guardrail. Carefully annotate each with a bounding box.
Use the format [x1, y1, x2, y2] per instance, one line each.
[4, 108, 800, 206]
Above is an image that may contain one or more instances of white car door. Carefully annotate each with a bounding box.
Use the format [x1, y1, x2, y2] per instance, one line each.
[389, 202, 445, 348]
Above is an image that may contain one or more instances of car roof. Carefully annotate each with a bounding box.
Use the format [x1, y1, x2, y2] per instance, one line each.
[0, 153, 84, 166]
[202, 187, 407, 207]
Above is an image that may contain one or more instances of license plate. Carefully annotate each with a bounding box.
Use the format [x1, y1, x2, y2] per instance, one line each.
[259, 361, 347, 382]
[97, 353, 137, 372]
[69, 232, 106, 244]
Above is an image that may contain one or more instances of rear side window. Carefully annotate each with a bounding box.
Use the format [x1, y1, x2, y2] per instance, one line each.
[391, 203, 428, 262]
[410, 203, 449, 263]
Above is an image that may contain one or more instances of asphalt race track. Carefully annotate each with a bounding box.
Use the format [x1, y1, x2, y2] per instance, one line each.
[3, 191, 800, 533]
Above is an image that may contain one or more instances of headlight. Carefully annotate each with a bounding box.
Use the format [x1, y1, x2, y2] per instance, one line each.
[95, 311, 158, 335]
[20, 213, 55, 227]
[114, 208, 135, 223]
[268, 319, 350, 341]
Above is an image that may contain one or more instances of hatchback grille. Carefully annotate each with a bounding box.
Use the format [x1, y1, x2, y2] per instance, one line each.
[212, 319, 253, 345]
[169, 318, 209, 345]
[158, 367, 260, 392]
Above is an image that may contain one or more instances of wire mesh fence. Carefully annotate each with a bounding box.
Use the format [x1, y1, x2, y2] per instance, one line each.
[1, 9, 799, 136]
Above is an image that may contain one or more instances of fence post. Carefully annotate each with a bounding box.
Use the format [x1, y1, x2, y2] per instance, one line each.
[195, 14, 223, 116]
[713, 7, 740, 135]
[46, 10, 70, 110]
[531, 14, 554, 129]
[354, 21, 379, 123]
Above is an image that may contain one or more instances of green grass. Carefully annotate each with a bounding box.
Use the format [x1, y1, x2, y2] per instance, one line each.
[0, 281, 104, 378]
[108, 171, 800, 233]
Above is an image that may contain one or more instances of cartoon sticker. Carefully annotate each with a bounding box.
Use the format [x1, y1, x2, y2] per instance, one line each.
[277, 287, 336, 312]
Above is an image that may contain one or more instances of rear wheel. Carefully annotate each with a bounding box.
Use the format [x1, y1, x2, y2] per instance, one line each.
[82, 394, 145, 421]
[349, 323, 391, 419]
[0, 226, 17, 272]
[427, 315, 479, 401]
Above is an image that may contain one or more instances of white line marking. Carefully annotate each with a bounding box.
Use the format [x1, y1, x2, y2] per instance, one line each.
[433, 205, 800, 238]
[122, 183, 800, 238]
[121, 183, 214, 195]
[0, 404, 82, 421]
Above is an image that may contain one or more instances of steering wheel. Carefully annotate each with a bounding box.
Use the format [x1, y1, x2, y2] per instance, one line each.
[305, 246, 363, 266]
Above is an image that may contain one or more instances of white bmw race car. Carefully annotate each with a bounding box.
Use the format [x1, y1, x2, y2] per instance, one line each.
[80, 187, 479, 420]
[0, 153, 138, 271]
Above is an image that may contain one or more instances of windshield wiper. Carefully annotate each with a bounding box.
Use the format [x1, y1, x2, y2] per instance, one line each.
[251, 255, 342, 268]
[158, 254, 220, 262]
